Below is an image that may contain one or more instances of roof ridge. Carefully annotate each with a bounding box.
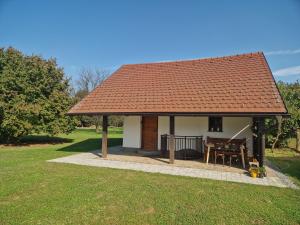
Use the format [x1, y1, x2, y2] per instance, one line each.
[122, 51, 264, 67]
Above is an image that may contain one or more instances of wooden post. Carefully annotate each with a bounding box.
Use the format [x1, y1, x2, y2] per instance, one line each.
[169, 116, 175, 164]
[297, 128, 300, 152]
[252, 117, 259, 160]
[102, 115, 108, 158]
[257, 117, 265, 167]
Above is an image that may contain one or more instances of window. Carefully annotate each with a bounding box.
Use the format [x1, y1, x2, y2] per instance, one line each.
[208, 117, 222, 132]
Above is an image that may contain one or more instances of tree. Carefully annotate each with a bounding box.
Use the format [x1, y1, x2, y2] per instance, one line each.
[109, 116, 124, 127]
[75, 68, 110, 132]
[269, 116, 283, 152]
[0, 47, 76, 143]
[74, 68, 124, 131]
[76, 68, 109, 93]
[266, 81, 300, 149]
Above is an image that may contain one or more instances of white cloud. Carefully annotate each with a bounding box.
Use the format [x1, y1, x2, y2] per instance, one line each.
[273, 65, 300, 77]
[265, 48, 300, 56]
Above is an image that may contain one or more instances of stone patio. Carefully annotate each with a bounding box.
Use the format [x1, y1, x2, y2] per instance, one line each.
[48, 146, 298, 189]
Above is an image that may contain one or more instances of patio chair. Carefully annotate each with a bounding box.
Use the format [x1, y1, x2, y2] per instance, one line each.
[214, 143, 225, 165]
[228, 143, 239, 167]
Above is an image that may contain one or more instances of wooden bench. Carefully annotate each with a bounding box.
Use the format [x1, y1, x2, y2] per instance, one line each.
[204, 137, 247, 168]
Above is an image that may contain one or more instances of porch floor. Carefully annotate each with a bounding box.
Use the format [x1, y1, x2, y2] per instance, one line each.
[48, 146, 297, 189]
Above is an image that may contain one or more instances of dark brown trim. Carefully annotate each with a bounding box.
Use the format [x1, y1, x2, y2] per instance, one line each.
[68, 111, 289, 117]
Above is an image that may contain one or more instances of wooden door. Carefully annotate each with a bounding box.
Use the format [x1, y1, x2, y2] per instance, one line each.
[142, 116, 158, 151]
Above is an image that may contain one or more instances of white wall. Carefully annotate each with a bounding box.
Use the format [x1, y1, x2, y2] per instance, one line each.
[123, 116, 253, 155]
[123, 116, 141, 148]
[157, 116, 253, 155]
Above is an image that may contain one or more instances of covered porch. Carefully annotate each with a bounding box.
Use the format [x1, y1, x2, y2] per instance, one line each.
[98, 145, 246, 174]
[100, 114, 268, 170]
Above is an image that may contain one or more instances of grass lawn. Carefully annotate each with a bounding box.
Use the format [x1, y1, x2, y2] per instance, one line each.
[1, 129, 300, 225]
[266, 147, 300, 187]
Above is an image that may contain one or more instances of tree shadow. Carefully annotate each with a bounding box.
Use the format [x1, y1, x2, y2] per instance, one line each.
[2, 135, 74, 146]
[57, 138, 123, 153]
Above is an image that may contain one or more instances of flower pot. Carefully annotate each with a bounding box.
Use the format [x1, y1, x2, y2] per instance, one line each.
[250, 170, 258, 178]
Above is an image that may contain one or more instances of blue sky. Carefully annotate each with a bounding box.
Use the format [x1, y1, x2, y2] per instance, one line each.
[0, 0, 299, 84]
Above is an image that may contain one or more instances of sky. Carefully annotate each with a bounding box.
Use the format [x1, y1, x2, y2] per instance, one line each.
[0, 0, 300, 85]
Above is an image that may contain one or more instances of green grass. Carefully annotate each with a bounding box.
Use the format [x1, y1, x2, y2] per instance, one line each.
[266, 148, 300, 186]
[288, 138, 297, 150]
[1, 129, 300, 225]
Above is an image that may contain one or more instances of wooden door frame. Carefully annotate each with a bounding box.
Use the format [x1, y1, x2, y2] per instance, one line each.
[141, 116, 158, 150]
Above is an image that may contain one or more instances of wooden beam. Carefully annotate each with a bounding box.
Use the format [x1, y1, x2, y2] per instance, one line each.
[169, 116, 175, 164]
[102, 115, 108, 158]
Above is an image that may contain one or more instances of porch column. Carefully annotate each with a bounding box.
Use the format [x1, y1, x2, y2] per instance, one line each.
[102, 115, 108, 158]
[169, 116, 175, 164]
[252, 117, 259, 160]
[257, 117, 265, 167]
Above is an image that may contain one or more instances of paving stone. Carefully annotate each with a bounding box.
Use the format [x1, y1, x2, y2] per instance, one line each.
[48, 152, 298, 189]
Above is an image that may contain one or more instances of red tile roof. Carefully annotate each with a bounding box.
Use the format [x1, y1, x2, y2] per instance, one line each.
[69, 52, 287, 115]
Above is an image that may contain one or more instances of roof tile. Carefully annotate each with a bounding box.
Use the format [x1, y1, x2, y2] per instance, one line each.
[69, 52, 287, 115]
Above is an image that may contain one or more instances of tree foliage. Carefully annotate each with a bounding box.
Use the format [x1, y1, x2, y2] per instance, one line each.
[265, 81, 300, 148]
[0, 47, 76, 143]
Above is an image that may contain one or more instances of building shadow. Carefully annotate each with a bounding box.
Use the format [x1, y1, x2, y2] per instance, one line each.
[57, 138, 123, 153]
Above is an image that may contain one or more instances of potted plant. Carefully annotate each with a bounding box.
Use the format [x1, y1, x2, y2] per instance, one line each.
[258, 166, 267, 178]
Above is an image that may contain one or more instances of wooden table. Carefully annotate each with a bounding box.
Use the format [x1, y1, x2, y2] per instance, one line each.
[205, 143, 246, 168]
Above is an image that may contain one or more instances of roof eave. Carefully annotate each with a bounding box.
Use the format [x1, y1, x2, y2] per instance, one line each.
[67, 111, 289, 117]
